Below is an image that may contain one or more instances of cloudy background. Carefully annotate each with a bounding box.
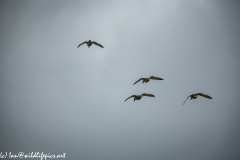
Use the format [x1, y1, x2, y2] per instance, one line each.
[0, 0, 240, 159]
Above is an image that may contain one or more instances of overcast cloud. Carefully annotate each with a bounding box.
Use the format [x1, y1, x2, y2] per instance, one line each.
[0, 0, 240, 160]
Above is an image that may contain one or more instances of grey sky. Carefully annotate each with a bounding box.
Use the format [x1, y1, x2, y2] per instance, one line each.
[0, 0, 240, 159]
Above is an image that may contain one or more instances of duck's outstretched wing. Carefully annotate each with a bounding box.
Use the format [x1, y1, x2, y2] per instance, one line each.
[77, 41, 87, 48]
[197, 93, 212, 99]
[149, 76, 164, 80]
[124, 95, 136, 102]
[92, 41, 104, 48]
[141, 93, 155, 97]
[133, 78, 144, 85]
[182, 95, 191, 105]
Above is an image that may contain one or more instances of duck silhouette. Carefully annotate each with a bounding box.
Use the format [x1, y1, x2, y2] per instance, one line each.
[77, 40, 104, 48]
[133, 76, 163, 85]
[182, 93, 212, 105]
[124, 93, 155, 102]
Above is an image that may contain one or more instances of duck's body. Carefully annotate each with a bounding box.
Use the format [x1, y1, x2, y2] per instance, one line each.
[142, 78, 150, 83]
[86, 40, 93, 48]
[133, 95, 142, 101]
[133, 76, 163, 85]
[77, 40, 104, 48]
[124, 93, 155, 102]
[182, 93, 212, 105]
[190, 94, 198, 100]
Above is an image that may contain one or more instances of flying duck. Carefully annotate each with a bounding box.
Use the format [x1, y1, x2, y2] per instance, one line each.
[182, 93, 213, 105]
[124, 93, 155, 102]
[133, 76, 163, 85]
[77, 40, 104, 48]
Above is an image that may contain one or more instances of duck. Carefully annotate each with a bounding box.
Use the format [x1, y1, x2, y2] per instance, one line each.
[77, 40, 104, 48]
[182, 93, 212, 105]
[124, 93, 155, 102]
[133, 76, 163, 85]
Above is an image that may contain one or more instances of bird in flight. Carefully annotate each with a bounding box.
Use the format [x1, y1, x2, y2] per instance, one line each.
[77, 40, 104, 48]
[124, 93, 155, 102]
[182, 93, 212, 105]
[133, 76, 163, 85]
